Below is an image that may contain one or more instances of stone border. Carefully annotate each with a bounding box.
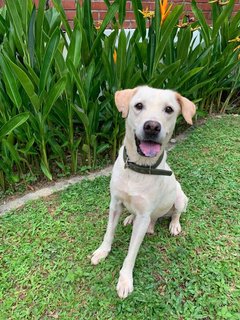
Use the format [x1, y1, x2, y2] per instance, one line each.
[0, 167, 112, 216]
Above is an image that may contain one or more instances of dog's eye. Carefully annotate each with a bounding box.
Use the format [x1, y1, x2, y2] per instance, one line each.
[165, 106, 174, 114]
[135, 103, 143, 111]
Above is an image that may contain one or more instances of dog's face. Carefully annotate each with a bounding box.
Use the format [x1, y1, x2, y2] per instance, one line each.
[115, 86, 196, 158]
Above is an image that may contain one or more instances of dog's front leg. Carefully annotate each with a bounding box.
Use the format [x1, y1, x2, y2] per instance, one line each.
[117, 214, 151, 299]
[91, 197, 122, 265]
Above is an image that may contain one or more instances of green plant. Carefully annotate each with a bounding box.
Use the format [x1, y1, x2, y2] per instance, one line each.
[0, 0, 66, 185]
[0, 113, 29, 189]
[0, 0, 239, 191]
[130, 0, 240, 113]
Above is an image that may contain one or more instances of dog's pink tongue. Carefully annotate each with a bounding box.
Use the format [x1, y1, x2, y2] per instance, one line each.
[139, 141, 161, 157]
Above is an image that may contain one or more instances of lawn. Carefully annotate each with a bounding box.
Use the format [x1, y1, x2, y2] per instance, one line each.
[0, 115, 239, 320]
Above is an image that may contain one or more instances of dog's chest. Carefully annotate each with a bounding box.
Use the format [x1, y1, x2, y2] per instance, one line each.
[112, 170, 168, 215]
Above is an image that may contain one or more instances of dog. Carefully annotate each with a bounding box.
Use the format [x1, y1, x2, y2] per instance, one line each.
[91, 86, 196, 298]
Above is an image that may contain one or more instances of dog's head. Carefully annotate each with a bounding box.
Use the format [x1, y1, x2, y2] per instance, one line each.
[115, 86, 196, 158]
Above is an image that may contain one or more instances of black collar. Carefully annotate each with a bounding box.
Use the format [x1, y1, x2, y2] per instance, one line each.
[123, 147, 172, 176]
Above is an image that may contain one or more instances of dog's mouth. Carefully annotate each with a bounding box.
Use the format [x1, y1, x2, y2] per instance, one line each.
[135, 135, 161, 158]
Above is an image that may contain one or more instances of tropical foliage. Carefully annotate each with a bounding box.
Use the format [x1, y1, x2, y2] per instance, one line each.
[0, 0, 239, 189]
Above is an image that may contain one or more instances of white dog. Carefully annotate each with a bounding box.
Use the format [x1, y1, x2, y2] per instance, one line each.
[91, 86, 196, 298]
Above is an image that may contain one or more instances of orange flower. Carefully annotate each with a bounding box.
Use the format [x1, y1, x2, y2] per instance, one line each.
[113, 49, 117, 64]
[160, 0, 173, 25]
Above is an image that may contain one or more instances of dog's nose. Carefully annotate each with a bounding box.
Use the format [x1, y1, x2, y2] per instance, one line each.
[143, 121, 161, 136]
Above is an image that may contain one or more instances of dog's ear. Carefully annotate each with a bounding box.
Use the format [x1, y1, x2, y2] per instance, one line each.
[176, 93, 196, 125]
[115, 89, 137, 118]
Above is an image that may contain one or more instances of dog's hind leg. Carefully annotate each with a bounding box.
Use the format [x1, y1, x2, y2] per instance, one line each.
[169, 182, 188, 236]
[91, 197, 123, 265]
[147, 218, 158, 234]
[123, 214, 135, 226]
[124, 214, 156, 235]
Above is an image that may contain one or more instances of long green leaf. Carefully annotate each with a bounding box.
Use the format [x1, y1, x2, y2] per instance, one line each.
[178, 67, 204, 87]
[35, 0, 45, 63]
[73, 104, 89, 133]
[147, 25, 156, 79]
[212, 0, 234, 41]
[43, 76, 67, 121]
[0, 56, 22, 108]
[52, 0, 72, 37]
[154, 0, 160, 39]
[185, 79, 213, 95]
[149, 60, 181, 87]
[0, 113, 29, 140]
[5, 0, 25, 55]
[66, 60, 88, 111]
[132, 0, 146, 40]
[0, 15, 7, 35]
[191, 0, 210, 46]
[90, 1, 119, 58]
[119, 0, 127, 26]
[40, 160, 52, 180]
[83, 0, 93, 44]
[2, 139, 20, 164]
[39, 28, 60, 95]
[6, 57, 40, 111]
[176, 27, 192, 61]
[28, 6, 36, 67]
[116, 29, 127, 88]
[67, 23, 82, 68]
[153, 5, 183, 73]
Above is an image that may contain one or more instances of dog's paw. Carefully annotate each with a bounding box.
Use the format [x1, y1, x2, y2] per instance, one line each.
[169, 221, 182, 236]
[123, 214, 135, 226]
[117, 273, 133, 299]
[91, 247, 110, 265]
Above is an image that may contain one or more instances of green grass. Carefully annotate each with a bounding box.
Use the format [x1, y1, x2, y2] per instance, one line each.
[0, 115, 239, 319]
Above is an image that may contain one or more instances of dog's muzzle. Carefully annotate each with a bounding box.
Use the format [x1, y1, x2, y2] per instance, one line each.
[135, 121, 162, 158]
